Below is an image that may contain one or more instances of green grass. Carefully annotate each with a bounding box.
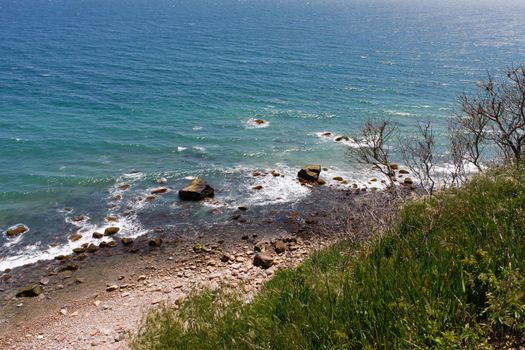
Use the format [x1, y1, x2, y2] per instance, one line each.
[131, 167, 525, 349]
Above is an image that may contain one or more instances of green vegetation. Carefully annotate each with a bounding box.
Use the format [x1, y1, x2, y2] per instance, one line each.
[131, 167, 525, 349]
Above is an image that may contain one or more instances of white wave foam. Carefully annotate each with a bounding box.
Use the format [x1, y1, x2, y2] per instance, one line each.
[314, 131, 370, 149]
[240, 165, 310, 206]
[193, 146, 206, 152]
[177, 146, 187, 152]
[0, 174, 150, 271]
[384, 109, 412, 117]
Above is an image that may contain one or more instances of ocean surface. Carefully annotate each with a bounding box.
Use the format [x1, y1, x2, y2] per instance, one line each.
[1, 0, 524, 270]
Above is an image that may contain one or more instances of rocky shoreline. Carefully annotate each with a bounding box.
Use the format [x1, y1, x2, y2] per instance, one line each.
[0, 165, 410, 350]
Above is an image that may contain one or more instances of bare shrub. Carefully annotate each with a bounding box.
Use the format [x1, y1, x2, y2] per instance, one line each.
[447, 125, 468, 187]
[348, 119, 397, 187]
[400, 121, 436, 195]
[458, 64, 525, 168]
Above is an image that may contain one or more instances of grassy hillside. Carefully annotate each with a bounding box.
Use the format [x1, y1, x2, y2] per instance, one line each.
[131, 167, 525, 349]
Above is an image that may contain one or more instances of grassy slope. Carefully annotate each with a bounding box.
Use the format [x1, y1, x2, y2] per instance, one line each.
[131, 168, 525, 349]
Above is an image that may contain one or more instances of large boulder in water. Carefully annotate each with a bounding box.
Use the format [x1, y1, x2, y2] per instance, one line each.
[5, 224, 28, 237]
[298, 165, 322, 181]
[179, 179, 215, 201]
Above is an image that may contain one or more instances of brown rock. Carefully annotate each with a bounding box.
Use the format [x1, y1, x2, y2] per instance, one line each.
[72, 247, 86, 254]
[179, 179, 215, 201]
[316, 178, 326, 185]
[252, 185, 263, 190]
[106, 241, 118, 248]
[149, 237, 162, 247]
[69, 233, 82, 242]
[220, 253, 232, 262]
[335, 136, 350, 142]
[399, 169, 410, 174]
[253, 253, 273, 269]
[61, 263, 79, 271]
[403, 177, 414, 185]
[72, 215, 85, 222]
[92, 232, 103, 239]
[121, 237, 134, 246]
[254, 119, 265, 125]
[151, 188, 168, 195]
[86, 244, 99, 253]
[106, 285, 119, 292]
[104, 227, 120, 236]
[16, 285, 43, 298]
[298, 165, 322, 181]
[389, 163, 399, 171]
[322, 132, 332, 136]
[273, 240, 287, 254]
[333, 176, 344, 181]
[5, 224, 28, 237]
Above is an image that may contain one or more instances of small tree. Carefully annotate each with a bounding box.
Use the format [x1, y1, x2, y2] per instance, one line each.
[458, 64, 525, 168]
[400, 121, 436, 195]
[348, 119, 397, 187]
[453, 98, 489, 171]
[448, 125, 468, 187]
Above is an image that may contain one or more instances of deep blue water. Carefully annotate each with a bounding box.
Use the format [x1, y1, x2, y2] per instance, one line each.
[1, 0, 524, 269]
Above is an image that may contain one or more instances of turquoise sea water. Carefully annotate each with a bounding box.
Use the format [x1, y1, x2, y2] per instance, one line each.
[1, 0, 524, 269]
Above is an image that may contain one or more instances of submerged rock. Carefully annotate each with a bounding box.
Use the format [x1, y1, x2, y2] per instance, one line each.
[151, 188, 168, 195]
[179, 179, 215, 201]
[69, 233, 82, 242]
[72, 215, 85, 222]
[5, 224, 28, 237]
[252, 185, 263, 190]
[253, 253, 273, 269]
[298, 165, 322, 181]
[16, 285, 43, 298]
[254, 119, 266, 125]
[335, 136, 350, 142]
[399, 169, 410, 174]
